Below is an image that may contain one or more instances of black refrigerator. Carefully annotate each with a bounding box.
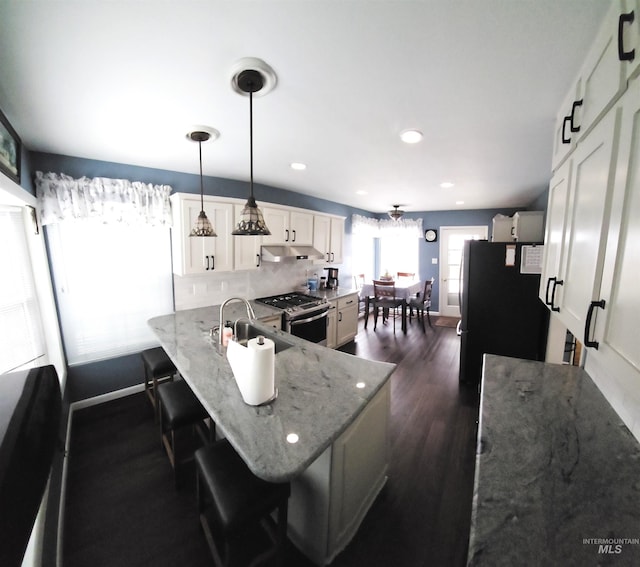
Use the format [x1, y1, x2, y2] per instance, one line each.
[459, 240, 549, 385]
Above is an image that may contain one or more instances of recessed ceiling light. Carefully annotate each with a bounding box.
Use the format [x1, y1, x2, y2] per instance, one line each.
[440, 181, 454, 188]
[456, 200, 465, 205]
[286, 433, 299, 444]
[356, 190, 368, 195]
[400, 129, 423, 144]
[290, 162, 306, 170]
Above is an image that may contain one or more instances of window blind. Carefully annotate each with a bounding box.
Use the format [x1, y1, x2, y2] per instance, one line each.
[46, 221, 173, 365]
[0, 207, 46, 374]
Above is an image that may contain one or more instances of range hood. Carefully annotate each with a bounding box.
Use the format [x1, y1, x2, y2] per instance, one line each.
[261, 244, 325, 263]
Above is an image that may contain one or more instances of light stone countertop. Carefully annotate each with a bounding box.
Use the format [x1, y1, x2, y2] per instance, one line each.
[148, 302, 395, 483]
[468, 354, 640, 566]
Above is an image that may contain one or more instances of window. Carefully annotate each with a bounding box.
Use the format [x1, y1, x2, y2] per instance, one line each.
[379, 234, 419, 279]
[46, 221, 173, 365]
[352, 233, 375, 282]
[0, 207, 46, 374]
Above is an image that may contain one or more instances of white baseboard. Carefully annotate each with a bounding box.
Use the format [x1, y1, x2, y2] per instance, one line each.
[70, 383, 145, 411]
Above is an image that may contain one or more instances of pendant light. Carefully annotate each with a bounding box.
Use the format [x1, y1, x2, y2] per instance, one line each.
[388, 205, 405, 220]
[188, 128, 219, 237]
[231, 59, 276, 236]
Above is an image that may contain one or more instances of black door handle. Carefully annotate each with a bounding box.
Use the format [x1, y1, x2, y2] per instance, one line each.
[562, 116, 572, 144]
[285, 229, 289, 242]
[570, 99, 583, 133]
[618, 11, 636, 62]
[584, 299, 606, 349]
[206, 255, 210, 270]
[550, 279, 563, 312]
[292, 229, 296, 242]
[256, 253, 260, 268]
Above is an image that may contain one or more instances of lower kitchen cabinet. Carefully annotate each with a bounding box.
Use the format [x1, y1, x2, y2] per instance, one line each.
[326, 293, 358, 349]
[287, 380, 390, 565]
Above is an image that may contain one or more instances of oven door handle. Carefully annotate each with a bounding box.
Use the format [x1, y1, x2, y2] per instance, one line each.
[289, 310, 329, 326]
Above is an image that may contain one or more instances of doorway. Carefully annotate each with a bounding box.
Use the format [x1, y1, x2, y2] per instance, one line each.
[439, 226, 488, 317]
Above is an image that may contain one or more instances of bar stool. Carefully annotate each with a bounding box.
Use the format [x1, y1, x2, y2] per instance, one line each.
[157, 379, 214, 487]
[141, 347, 177, 420]
[195, 439, 291, 567]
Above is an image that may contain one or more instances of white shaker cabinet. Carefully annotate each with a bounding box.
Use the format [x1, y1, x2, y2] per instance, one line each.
[232, 204, 262, 271]
[325, 293, 358, 349]
[545, 107, 621, 341]
[538, 159, 572, 312]
[551, 78, 583, 171]
[335, 293, 358, 347]
[170, 194, 233, 275]
[326, 302, 337, 349]
[551, 0, 635, 172]
[313, 215, 345, 264]
[261, 206, 313, 246]
[621, 0, 640, 82]
[584, 77, 640, 439]
[573, 0, 629, 142]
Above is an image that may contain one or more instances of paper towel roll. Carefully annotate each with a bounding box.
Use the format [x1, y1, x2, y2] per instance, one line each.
[226, 336, 275, 405]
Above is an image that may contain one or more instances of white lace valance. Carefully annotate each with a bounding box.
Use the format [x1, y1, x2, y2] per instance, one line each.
[352, 214, 423, 238]
[35, 171, 173, 226]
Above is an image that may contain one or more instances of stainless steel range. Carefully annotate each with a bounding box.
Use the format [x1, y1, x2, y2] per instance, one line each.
[255, 293, 329, 345]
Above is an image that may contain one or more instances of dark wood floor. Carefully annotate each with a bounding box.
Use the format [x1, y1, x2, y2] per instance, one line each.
[63, 316, 480, 567]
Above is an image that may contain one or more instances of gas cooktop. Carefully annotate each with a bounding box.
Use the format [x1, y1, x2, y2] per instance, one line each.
[255, 293, 326, 313]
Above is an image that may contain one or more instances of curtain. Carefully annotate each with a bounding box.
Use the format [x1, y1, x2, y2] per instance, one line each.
[35, 171, 173, 226]
[352, 213, 423, 238]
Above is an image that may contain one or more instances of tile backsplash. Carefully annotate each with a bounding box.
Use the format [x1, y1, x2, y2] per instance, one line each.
[173, 263, 347, 311]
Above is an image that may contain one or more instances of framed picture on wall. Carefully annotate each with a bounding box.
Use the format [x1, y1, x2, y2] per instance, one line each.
[0, 107, 21, 184]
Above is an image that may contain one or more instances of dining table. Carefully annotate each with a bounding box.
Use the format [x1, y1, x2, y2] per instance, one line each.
[361, 279, 423, 333]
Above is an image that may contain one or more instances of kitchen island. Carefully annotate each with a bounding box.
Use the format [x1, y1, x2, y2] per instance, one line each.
[148, 303, 395, 565]
[468, 355, 640, 566]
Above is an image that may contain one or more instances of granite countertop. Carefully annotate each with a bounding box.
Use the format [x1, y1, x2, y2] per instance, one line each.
[468, 354, 640, 566]
[148, 302, 395, 483]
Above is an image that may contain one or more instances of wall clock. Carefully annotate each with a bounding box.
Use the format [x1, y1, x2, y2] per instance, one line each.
[425, 229, 438, 242]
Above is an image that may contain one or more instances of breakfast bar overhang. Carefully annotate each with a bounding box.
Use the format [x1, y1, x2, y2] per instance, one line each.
[149, 302, 396, 565]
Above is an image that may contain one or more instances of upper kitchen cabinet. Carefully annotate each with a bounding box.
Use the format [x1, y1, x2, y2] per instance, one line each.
[170, 193, 234, 275]
[538, 159, 572, 312]
[313, 214, 345, 264]
[261, 206, 314, 246]
[584, 76, 640, 437]
[543, 106, 621, 341]
[553, 0, 637, 173]
[233, 204, 261, 271]
[621, 0, 640, 81]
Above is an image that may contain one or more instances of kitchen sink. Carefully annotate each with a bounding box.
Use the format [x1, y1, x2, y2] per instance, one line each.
[233, 321, 294, 354]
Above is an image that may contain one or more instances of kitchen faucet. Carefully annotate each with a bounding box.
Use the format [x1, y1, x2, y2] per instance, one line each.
[218, 297, 256, 345]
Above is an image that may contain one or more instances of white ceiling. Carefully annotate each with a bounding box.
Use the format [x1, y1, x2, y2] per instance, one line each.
[0, 1, 609, 214]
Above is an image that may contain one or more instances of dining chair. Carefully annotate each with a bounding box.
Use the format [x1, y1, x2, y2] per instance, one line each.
[408, 277, 434, 332]
[396, 272, 415, 280]
[397, 272, 416, 316]
[373, 280, 404, 334]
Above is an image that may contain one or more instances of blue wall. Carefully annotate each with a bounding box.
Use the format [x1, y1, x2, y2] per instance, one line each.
[30, 150, 548, 401]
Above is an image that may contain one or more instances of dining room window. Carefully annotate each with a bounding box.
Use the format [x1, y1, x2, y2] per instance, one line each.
[379, 234, 418, 279]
